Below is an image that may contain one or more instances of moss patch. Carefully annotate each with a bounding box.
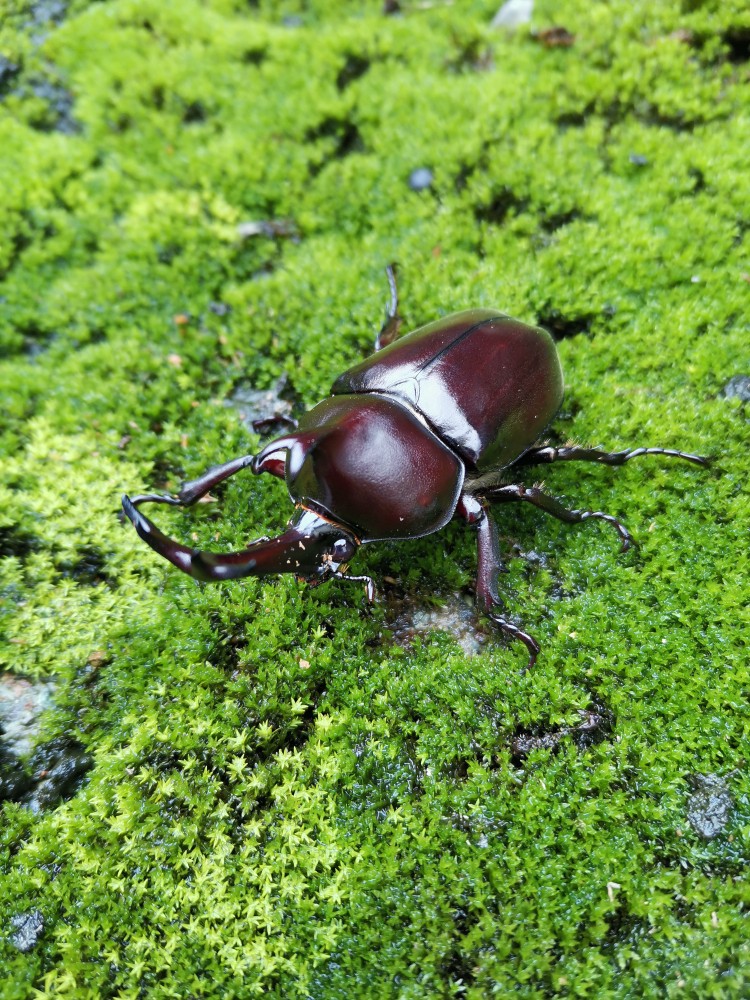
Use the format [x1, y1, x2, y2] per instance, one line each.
[1, 0, 749, 995]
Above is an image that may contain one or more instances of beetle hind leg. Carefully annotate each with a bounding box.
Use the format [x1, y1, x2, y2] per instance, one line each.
[457, 495, 540, 671]
[484, 483, 634, 552]
[515, 444, 710, 469]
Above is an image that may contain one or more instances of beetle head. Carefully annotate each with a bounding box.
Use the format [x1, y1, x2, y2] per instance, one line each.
[275, 505, 359, 584]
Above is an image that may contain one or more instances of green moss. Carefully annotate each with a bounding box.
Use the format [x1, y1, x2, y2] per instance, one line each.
[1, 0, 749, 995]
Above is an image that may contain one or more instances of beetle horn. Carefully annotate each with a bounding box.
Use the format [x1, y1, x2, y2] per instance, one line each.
[121, 495, 356, 583]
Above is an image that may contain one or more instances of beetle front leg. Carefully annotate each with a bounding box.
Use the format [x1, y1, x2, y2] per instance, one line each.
[332, 570, 376, 603]
[457, 495, 540, 671]
[484, 484, 633, 552]
[515, 444, 710, 469]
[251, 414, 298, 435]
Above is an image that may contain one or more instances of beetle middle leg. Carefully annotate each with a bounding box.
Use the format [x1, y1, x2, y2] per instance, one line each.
[457, 495, 540, 671]
[483, 483, 634, 552]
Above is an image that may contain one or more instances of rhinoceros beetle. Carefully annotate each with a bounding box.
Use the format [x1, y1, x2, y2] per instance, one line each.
[122, 267, 708, 668]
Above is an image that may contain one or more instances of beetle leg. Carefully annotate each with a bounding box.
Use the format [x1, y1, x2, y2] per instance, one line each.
[515, 444, 710, 468]
[457, 495, 540, 671]
[484, 484, 633, 553]
[333, 570, 376, 603]
[128, 451, 286, 510]
[457, 496, 507, 603]
[374, 263, 403, 350]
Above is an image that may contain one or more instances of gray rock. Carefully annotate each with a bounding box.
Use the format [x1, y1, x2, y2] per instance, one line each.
[0, 673, 56, 759]
[11, 910, 44, 952]
[723, 375, 750, 402]
[686, 773, 732, 839]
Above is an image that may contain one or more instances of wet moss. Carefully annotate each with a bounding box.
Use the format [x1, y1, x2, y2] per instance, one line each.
[1, 0, 748, 995]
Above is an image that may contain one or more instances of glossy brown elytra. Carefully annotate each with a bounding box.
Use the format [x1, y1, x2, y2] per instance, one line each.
[122, 267, 708, 667]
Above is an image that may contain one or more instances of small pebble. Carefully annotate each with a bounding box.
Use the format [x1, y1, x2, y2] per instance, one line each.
[408, 167, 433, 191]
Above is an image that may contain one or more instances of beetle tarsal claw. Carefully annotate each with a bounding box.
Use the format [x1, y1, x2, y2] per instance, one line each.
[486, 611, 540, 672]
